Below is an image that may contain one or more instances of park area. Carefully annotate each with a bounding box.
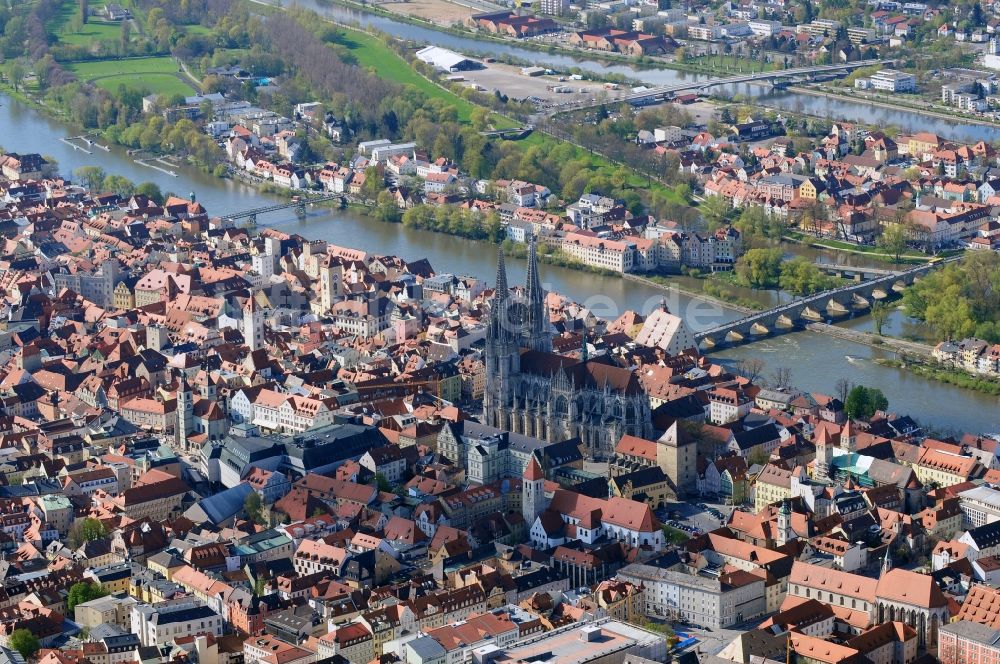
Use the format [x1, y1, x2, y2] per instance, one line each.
[48, 2, 123, 45]
[66, 57, 196, 96]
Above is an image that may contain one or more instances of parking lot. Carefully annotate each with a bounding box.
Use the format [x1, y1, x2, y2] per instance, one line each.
[456, 61, 619, 108]
[656, 497, 735, 538]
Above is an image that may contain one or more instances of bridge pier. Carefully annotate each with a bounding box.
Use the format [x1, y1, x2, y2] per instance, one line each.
[776, 314, 796, 328]
[801, 307, 824, 321]
[726, 330, 745, 343]
[295, 202, 307, 219]
[852, 293, 871, 308]
[750, 322, 771, 337]
[827, 299, 851, 316]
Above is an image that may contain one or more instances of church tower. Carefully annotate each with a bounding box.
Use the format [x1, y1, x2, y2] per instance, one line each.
[814, 426, 833, 481]
[521, 236, 551, 353]
[484, 248, 520, 430]
[176, 370, 193, 451]
[841, 421, 858, 454]
[776, 499, 794, 547]
[522, 454, 545, 526]
[243, 295, 265, 352]
[319, 264, 342, 313]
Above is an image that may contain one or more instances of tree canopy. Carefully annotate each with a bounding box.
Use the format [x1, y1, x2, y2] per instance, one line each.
[844, 385, 888, 421]
[8, 629, 39, 660]
[903, 252, 1000, 343]
[68, 581, 109, 613]
[735, 248, 783, 288]
[68, 517, 108, 547]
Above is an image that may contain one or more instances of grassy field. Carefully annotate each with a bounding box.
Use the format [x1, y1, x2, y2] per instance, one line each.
[682, 54, 779, 74]
[517, 130, 687, 204]
[67, 57, 196, 96]
[786, 231, 929, 261]
[332, 29, 481, 123]
[48, 1, 127, 45]
[240, 0, 685, 204]
[181, 23, 215, 36]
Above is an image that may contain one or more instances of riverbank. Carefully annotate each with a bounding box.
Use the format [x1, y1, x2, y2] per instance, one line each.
[9, 88, 1000, 433]
[875, 357, 1000, 396]
[623, 273, 756, 314]
[806, 322, 935, 358]
[786, 85, 1000, 129]
[783, 232, 931, 263]
[314, 0, 727, 78]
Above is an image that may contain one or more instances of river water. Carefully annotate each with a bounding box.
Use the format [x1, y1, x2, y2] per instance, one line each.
[3, 92, 998, 434]
[292, 0, 1000, 143]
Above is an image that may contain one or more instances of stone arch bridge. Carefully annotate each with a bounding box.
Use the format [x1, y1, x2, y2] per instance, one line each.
[696, 259, 957, 349]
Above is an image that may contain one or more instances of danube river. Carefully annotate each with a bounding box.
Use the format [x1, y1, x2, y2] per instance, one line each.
[289, 0, 1000, 143]
[2, 92, 998, 433]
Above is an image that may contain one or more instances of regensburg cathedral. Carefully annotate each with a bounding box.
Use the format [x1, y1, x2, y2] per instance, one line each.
[483, 239, 652, 459]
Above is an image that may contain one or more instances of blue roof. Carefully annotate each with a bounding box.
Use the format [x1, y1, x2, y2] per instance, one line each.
[195, 482, 254, 524]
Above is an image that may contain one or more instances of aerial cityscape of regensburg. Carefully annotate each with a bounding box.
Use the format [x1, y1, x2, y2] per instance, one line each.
[4, 0, 1000, 661]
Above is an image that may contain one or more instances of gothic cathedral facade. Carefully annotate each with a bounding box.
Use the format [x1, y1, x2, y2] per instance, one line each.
[483, 240, 652, 459]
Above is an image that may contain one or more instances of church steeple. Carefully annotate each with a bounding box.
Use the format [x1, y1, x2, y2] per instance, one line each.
[494, 246, 509, 303]
[882, 542, 893, 575]
[485, 246, 519, 429]
[489, 248, 513, 346]
[521, 235, 551, 353]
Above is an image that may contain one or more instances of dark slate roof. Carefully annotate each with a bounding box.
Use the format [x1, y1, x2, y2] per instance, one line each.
[732, 423, 781, 450]
[967, 520, 1000, 549]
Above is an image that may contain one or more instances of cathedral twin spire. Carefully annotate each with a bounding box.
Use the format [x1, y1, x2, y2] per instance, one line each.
[490, 236, 550, 353]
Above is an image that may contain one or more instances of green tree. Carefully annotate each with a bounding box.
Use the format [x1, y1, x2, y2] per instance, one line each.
[244, 491, 264, 525]
[136, 182, 164, 204]
[779, 257, 836, 296]
[361, 166, 383, 201]
[8, 629, 39, 660]
[877, 223, 909, 264]
[374, 472, 392, 493]
[120, 20, 131, 53]
[735, 247, 783, 288]
[102, 174, 136, 197]
[74, 166, 107, 192]
[4, 58, 26, 92]
[700, 195, 733, 231]
[844, 385, 888, 421]
[870, 301, 889, 336]
[902, 252, 1000, 343]
[68, 517, 108, 547]
[373, 190, 401, 223]
[67, 581, 109, 613]
[748, 448, 771, 467]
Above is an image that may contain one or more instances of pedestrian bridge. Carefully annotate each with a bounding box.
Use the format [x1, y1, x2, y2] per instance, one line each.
[696, 259, 953, 349]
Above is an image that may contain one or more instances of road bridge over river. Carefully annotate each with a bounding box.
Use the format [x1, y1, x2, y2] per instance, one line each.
[696, 258, 956, 349]
[550, 60, 887, 115]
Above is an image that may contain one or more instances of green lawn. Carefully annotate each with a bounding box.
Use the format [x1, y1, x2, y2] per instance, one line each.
[332, 29, 480, 122]
[181, 23, 214, 36]
[683, 54, 778, 74]
[786, 231, 929, 261]
[67, 58, 196, 96]
[48, 1, 128, 45]
[518, 130, 686, 204]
